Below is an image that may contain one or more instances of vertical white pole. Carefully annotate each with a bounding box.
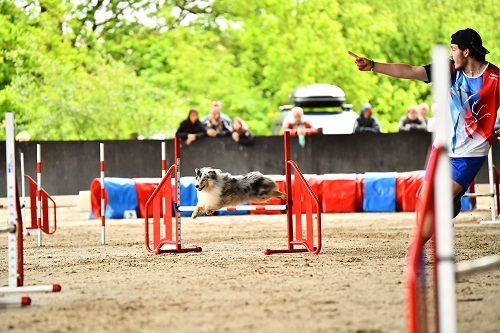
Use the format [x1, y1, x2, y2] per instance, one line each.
[432, 45, 457, 333]
[20, 152, 26, 230]
[176, 145, 182, 246]
[161, 141, 166, 239]
[100, 143, 105, 245]
[487, 148, 496, 222]
[36, 144, 42, 247]
[5, 113, 18, 288]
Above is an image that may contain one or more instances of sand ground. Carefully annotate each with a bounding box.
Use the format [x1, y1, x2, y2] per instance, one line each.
[0, 200, 499, 333]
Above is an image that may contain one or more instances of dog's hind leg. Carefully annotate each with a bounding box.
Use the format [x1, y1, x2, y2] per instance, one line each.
[273, 190, 286, 200]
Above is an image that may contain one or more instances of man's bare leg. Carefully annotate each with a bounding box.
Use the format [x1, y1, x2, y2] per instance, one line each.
[421, 180, 464, 243]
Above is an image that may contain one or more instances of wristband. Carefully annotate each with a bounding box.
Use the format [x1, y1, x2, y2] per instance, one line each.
[370, 60, 375, 72]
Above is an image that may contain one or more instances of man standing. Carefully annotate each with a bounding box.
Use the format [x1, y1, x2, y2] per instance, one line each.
[351, 28, 499, 241]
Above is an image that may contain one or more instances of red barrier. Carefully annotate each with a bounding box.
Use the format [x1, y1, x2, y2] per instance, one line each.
[25, 176, 56, 235]
[90, 178, 108, 218]
[320, 174, 358, 213]
[134, 179, 162, 218]
[396, 171, 425, 212]
[145, 131, 322, 255]
[355, 176, 364, 212]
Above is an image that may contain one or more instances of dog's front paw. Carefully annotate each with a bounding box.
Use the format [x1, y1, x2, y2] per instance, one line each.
[191, 207, 201, 219]
[205, 210, 215, 216]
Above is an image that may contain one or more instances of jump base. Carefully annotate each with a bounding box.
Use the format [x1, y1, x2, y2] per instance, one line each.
[264, 247, 317, 255]
[156, 246, 203, 254]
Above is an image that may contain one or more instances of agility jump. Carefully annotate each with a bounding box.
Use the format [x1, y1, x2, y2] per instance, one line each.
[0, 113, 61, 307]
[406, 46, 500, 333]
[22, 144, 57, 245]
[144, 130, 322, 255]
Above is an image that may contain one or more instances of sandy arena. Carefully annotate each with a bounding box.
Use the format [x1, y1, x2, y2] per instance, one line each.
[1, 199, 499, 333]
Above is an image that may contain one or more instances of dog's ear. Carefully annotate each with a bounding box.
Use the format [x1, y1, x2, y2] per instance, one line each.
[208, 170, 217, 179]
[195, 168, 201, 177]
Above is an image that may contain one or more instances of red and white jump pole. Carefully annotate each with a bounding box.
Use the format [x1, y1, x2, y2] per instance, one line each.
[0, 112, 61, 305]
[0, 296, 31, 308]
[161, 141, 167, 239]
[36, 144, 42, 246]
[20, 152, 27, 227]
[100, 143, 106, 245]
[432, 45, 456, 333]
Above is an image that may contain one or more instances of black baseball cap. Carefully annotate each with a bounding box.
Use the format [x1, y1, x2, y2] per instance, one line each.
[451, 28, 489, 55]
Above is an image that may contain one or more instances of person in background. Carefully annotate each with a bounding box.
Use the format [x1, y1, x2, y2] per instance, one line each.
[426, 103, 437, 132]
[398, 105, 427, 132]
[203, 101, 232, 137]
[15, 130, 31, 142]
[175, 109, 206, 145]
[231, 117, 254, 145]
[353, 102, 381, 133]
[418, 103, 430, 129]
[283, 106, 320, 136]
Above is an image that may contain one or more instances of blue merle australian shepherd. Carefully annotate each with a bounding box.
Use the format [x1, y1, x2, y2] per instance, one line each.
[191, 167, 286, 218]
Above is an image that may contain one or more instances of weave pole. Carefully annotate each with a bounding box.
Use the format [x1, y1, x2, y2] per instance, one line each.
[5, 113, 19, 289]
[20, 152, 27, 231]
[100, 143, 105, 245]
[36, 144, 42, 246]
[432, 45, 456, 333]
[175, 137, 182, 247]
[161, 141, 166, 239]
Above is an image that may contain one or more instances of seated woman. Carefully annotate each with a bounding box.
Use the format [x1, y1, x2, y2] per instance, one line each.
[175, 109, 206, 145]
[283, 106, 320, 136]
[204, 104, 232, 137]
[231, 117, 254, 145]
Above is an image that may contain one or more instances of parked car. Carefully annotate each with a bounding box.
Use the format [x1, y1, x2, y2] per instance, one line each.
[273, 83, 357, 135]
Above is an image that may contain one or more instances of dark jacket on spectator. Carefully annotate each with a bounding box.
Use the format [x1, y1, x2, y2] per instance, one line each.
[234, 128, 254, 145]
[175, 119, 206, 139]
[398, 116, 427, 132]
[353, 114, 381, 133]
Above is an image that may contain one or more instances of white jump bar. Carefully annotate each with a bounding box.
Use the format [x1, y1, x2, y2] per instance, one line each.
[456, 254, 500, 277]
[0, 225, 15, 233]
[0, 297, 31, 307]
[462, 193, 494, 198]
[0, 284, 60, 293]
[177, 205, 287, 212]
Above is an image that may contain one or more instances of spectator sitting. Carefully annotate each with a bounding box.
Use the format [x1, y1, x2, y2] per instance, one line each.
[353, 102, 381, 133]
[203, 101, 232, 137]
[175, 109, 206, 145]
[283, 106, 320, 136]
[418, 103, 430, 129]
[231, 117, 254, 145]
[398, 105, 427, 132]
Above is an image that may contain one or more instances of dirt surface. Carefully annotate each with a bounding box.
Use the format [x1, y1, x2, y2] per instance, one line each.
[1, 203, 499, 333]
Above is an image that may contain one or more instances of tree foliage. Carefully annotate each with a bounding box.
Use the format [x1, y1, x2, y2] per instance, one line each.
[0, 0, 499, 139]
